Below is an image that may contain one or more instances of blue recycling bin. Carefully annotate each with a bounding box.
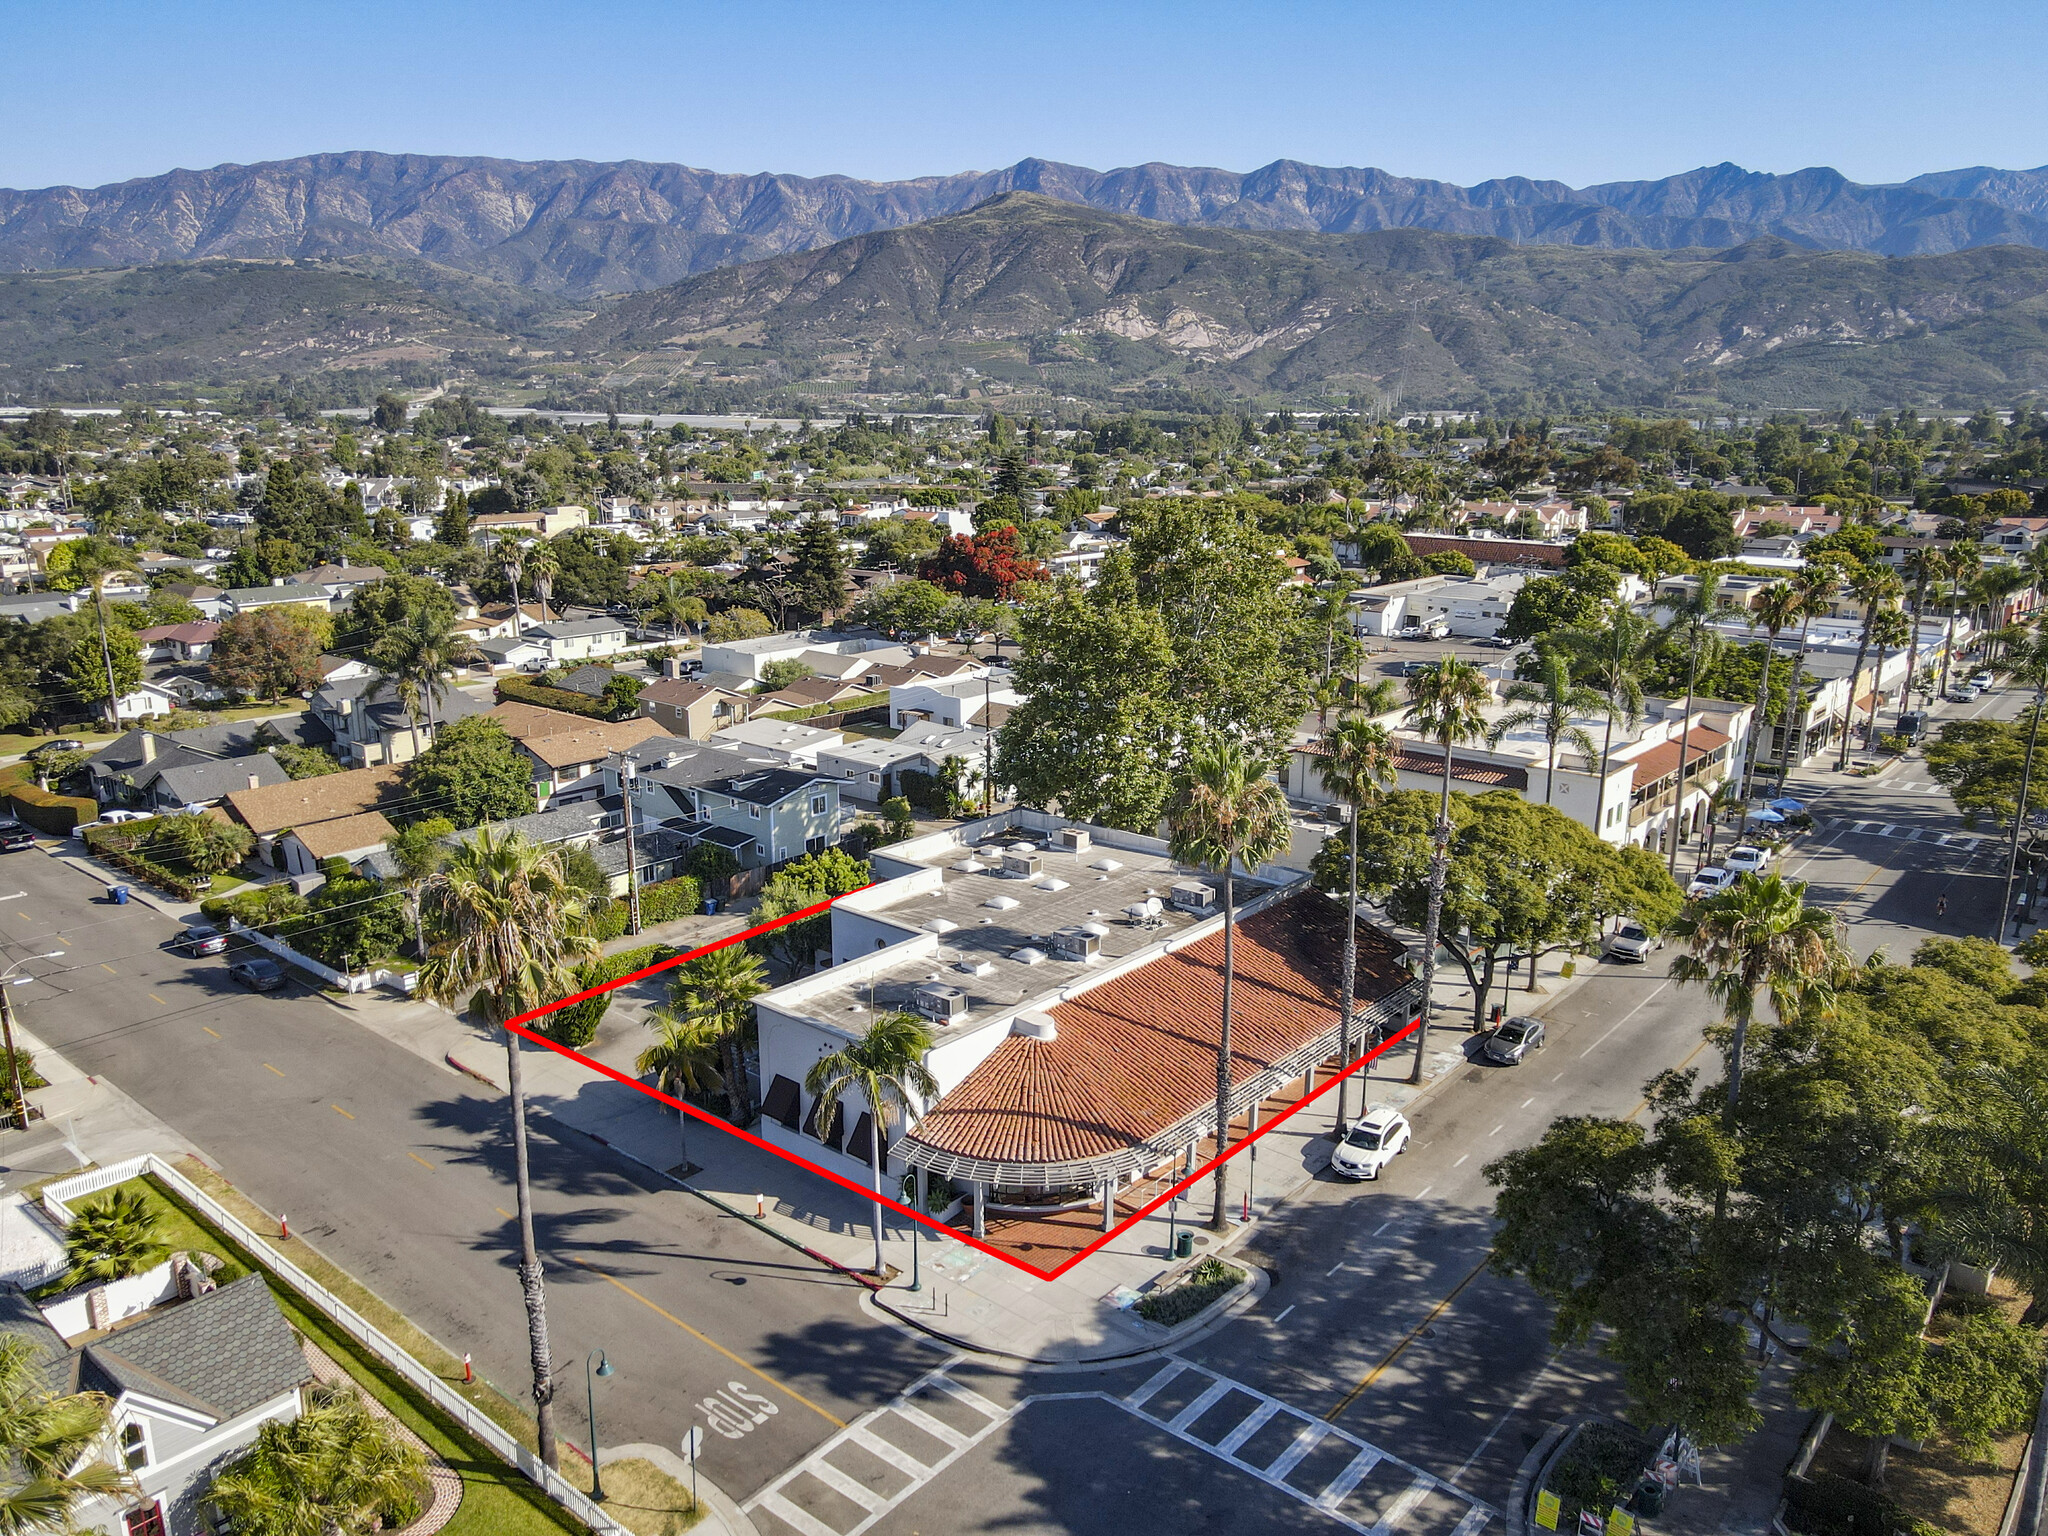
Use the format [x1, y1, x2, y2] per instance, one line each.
[703, 897, 718, 915]
[110, 885, 130, 905]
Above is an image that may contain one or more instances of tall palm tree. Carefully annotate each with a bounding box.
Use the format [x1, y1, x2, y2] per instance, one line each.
[1900, 545, 1942, 715]
[1863, 605, 1912, 750]
[805, 1011, 939, 1275]
[500, 537, 527, 636]
[1741, 582, 1803, 809]
[1317, 715, 1398, 1130]
[668, 944, 770, 1127]
[1403, 657, 1492, 1084]
[1659, 570, 1727, 874]
[369, 601, 477, 758]
[1488, 652, 1606, 805]
[1835, 566, 1904, 771]
[58, 536, 134, 727]
[1996, 633, 2048, 940]
[417, 829, 598, 1471]
[1668, 871, 1843, 1109]
[1773, 563, 1841, 789]
[1936, 543, 1983, 702]
[208, 1383, 428, 1536]
[0, 1334, 130, 1530]
[636, 1008, 724, 1171]
[1557, 608, 1659, 840]
[525, 540, 562, 624]
[1167, 737, 1296, 1228]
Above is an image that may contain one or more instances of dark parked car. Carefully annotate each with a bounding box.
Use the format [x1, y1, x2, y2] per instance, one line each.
[0, 821, 35, 852]
[1483, 1016, 1546, 1065]
[229, 958, 285, 991]
[178, 924, 229, 956]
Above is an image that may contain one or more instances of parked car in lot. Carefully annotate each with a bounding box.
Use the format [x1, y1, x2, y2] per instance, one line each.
[1688, 866, 1737, 898]
[1396, 660, 1439, 677]
[1329, 1105, 1411, 1180]
[1723, 845, 1772, 875]
[229, 958, 285, 991]
[0, 820, 35, 852]
[1603, 921, 1663, 962]
[1482, 1016, 1546, 1064]
[177, 924, 228, 956]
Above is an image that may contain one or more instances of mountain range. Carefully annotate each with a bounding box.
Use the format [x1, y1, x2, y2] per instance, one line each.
[5, 151, 2048, 298]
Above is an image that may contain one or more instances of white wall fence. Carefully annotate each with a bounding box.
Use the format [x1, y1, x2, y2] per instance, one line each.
[43, 1156, 628, 1536]
[223, 919, 379, 994]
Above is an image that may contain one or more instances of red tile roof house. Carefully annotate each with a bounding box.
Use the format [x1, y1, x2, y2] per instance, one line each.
[749, 812, 1420, 1241]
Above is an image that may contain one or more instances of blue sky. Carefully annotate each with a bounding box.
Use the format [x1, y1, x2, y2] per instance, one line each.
[3, 0, 2043, 191]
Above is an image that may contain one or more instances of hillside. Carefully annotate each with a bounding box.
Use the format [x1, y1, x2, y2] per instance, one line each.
[2, 151, 2048, 298]
[583, 193, 2048, 410]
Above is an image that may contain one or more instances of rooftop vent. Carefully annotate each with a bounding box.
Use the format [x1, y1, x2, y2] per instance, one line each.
[1080, 921, 1111, 938]
[1007, 841, 1037, 854]
[1056, 828, 1092, 853]
[910, 983, 969, 1023]
[1048, 927, 1101, 962]
[984, 894, 1021, 911]
[1124, 897, 1165, 927]
[1001, 852, 1041, 879]
[1011, 947, 1047, 966]
[1170, 880, 1217, 913]
[1011, 1009, 1058, 1042]
[954, 958, 996, 977]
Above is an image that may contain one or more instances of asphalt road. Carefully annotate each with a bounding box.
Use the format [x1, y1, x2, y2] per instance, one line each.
[0, 849, 933, 1500]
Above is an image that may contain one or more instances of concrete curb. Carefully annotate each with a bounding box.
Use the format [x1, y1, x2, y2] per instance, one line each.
[1508, 1419, 1569, 1536]
[601, 1442, 754, 1536]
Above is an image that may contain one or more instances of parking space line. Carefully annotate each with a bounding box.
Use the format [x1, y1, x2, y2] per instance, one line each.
[148, 993, 168, 1006]
[99, 963, 115, 974]
[201, 1026, 220, 1038]
[331, 1104, 353, 1120]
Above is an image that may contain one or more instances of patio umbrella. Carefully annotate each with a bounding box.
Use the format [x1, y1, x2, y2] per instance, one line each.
[1767, 798, 1806, 815]
[1751, 808, 1787, 825]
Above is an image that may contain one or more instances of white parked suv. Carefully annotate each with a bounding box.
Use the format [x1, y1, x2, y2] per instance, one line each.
[1687, 866, 1737, 898]
[1330, 1106, 1412, 1181]
[1723, 845, 1772, 875]
[1604, 921, 1663, 962]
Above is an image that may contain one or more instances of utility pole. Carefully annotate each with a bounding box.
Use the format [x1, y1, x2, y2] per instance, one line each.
[982, 670, 994, 815]
[0, 982, 26, 1132]
[619, 755, 642, 936]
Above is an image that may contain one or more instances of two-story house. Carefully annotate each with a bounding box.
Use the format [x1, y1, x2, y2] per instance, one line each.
[487, 702, 669, 806]
[637, 679, 751, 740]
[309, 675, 492, 768]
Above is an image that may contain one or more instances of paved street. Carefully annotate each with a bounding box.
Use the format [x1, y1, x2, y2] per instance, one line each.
[0, 674, 2021, 1535]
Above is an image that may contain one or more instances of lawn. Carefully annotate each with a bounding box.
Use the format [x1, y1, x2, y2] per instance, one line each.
[149, 1166, 697, 1534]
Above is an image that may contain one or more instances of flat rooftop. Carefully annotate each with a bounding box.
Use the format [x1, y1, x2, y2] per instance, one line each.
[795, 823, 1277, 1038]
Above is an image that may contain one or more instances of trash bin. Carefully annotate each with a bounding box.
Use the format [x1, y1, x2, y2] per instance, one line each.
[1174, 1231, 1194, 1259]
[703, 898, 718, 915]
[110, 885, 129, 905]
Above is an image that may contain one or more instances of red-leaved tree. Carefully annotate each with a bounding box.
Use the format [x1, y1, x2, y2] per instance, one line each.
[918, 526, 1048, 601]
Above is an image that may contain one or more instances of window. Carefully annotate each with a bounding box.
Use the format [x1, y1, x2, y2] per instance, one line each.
[807, 835, 826, 854]
[749, 805, 760, 819]
[124, 1505, 167, 1536]
[811, 795, 828, 815]
[867, 772, 880, 784]
[120, 1421, 150, 1470]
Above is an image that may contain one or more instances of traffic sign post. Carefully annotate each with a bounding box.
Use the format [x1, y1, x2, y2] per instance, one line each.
[681, 1427, 703, 1516]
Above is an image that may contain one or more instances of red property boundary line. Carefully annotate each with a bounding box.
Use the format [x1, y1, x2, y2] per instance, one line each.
[498, 890, 1420, 1283]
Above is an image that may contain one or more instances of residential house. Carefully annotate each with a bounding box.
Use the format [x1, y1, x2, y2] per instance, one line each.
[468, 505, 590, 542]
[309, 674, 491, 768]
[0, 591, 82, 625]
[223, 764, 403, 870]
[158, 584, 225, 619]
[749, 812, 1418, 1214]
[708, 718, 845, 768]
[693, 768, 845, 866]
[0, 1275, 313, 1536]
[137, 752, 289, 813]
[523, 617, 631, 664]
[699, 630, 901, 682]
[285, 564, 388, 604]
[216, 584, 333, 618]
[751, 676, 876, 715]
[818, 721, 990, 804]
[110, 680, 185, 723]
[889, 675, 1018, 730]
[473, 634, 550, 671]
[432, 801, 688, 897]
[84, 720, 325, 810]
[637, 678, 750, 741]
[279, 810, 398, 876]
[486, 702, 668, 805]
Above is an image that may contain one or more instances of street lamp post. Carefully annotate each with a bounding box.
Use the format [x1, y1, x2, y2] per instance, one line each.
[585, 1349, 614, 1502]
[0, 949, 65, 1132]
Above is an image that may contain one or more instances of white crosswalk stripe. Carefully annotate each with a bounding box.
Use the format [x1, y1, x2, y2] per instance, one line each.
[1819, 816, 1979, 851]
[745, 1354, 1498, 1536]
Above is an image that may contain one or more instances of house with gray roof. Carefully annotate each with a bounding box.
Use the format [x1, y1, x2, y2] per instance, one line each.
[85, 719, 331, 809]
[0, 1274, 311, 1536]
[310, 674, 492, 769]
[217, 583, 334, 616]
[523, 616, 629, 663]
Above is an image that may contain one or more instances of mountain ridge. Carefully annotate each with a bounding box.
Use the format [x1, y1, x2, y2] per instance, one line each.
[5, 151, 2048, 298]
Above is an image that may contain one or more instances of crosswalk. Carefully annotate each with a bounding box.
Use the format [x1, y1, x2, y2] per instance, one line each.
[744, 1355, 1496, 1536]
[1818, 816, 1983, 851]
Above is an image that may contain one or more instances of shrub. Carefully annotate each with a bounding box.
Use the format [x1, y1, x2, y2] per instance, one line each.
[0, 1047, 46, 1119]
[589, 901, 631, 942]
[203, 885, 310, 934]
[6, 780, 95, 834]
[1782, 1472, 1905, 1536]
[638, 876, 701, 923]
[1545, 1423, 1653, 1531]
[1134, 1257, 1245, 1326]
[544, 944, 672, 1048]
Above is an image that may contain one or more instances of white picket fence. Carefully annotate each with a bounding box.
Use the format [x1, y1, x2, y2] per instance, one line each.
[44, 1155, 627, 1535]
[222, 919, 378, 993]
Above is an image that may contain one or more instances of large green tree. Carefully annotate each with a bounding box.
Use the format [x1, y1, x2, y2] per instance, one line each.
[400, 716, 536, 828]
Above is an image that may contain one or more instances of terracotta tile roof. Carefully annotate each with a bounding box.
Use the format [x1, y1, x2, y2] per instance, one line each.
[1622, 726, 1731, 785]
[1389, 746, 1528, 790]
[290, 811, 397, 860]
[223, 766, 402, 837]
[902, 892, 1413, 1170]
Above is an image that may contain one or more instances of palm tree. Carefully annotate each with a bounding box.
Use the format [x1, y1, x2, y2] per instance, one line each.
[208, 1383, 429, 1536]
[1900, 545, 1941, 716]
[1928, 1065, 2048, 1326]
[1167, 737, 1296, 1227]
[525, 540, 562, 624]
[1773, 563, 1841, 789]
[1487, 652, 1606, 805]
[0, 1334, 130, 1530]
[1834, 566, 1904, 771]
[1317, 715, 1397, 1130]
[499, 538, 526, 636]
[1936, 543, 1983, 702]
[805, 1012, 939, 1275]
[1351, 677, 1401, 717]
[636, 1009, 724, 1171]
[1557, 608, 1659, 839]
[1742, 582, 1803, 808]
[417, 828, 598, 1471]
[1997, 634, 2048, 939]
[1660, 570, 1727, 873]
[1668, 871, 1844, 1110]
[63, 1188, 166, 1284]
[668, 944, 770, 1127]
[1402, 657, 1492, 1084]
[369, 601, 477, 758]
[383, 819, 451, 958]
[57, 536, 134, 727]
[1862, 606, 1912, 749]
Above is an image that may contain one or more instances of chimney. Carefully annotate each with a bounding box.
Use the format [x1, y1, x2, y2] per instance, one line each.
[247, 773, 261, 790]
[141, 734, 156, 763]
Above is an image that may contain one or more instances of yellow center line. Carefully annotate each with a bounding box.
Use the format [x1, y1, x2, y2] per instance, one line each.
[495, 1206, 514, 1221]
[571, 1257, 846, 1427]
[99, 963, 116, 974]
[1330, 1035, 1718, 1423]
[148, 993, 168, 1006]
[332, 1104, 354, 1120]
[407, 1152, 434, 1171]
[202, 1026, 220, 1039]
[261, 1062, 284, 1077]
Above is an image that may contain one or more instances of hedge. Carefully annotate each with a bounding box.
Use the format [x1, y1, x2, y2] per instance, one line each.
[756, 688, 889, 723]
[1781, 1473, 1933, 1536]
[6, 780, 96, 834]
[640, 875, 701, 923]
[83, 818, 204, 900]
[494, 676, 613, 720]
[544, 943, 674, 1047]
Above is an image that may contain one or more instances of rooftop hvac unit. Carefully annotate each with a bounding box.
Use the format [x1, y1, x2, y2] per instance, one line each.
[1170, 880, 1217, 912]
[1056, 828, 1091, 853]
[910, 983, 969, 1023]
[1123, 897, 1164, 925]
[1048, 928, 1100, 962]
[1002, 852, 1041, 879]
